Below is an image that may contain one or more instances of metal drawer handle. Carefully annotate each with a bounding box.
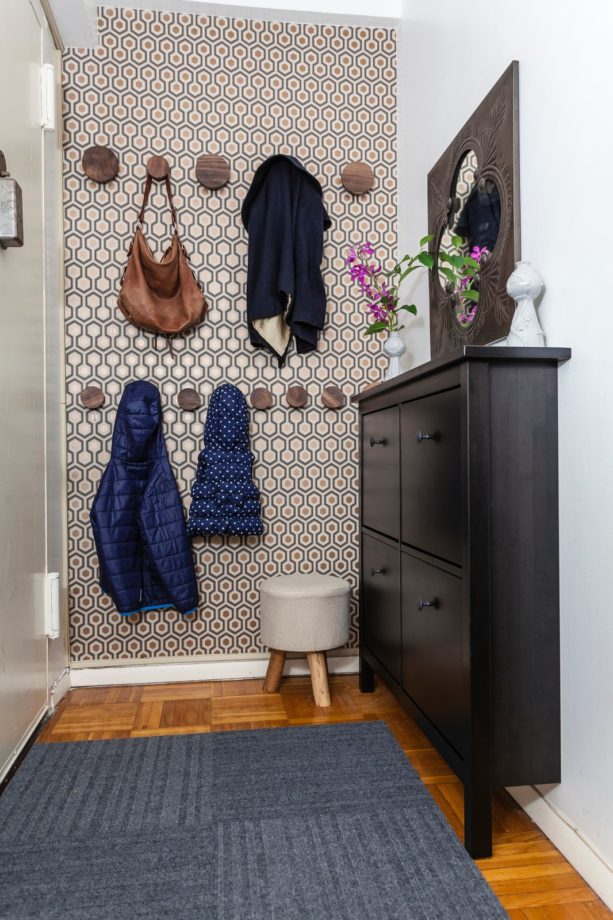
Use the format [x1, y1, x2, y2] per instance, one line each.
[416, 430, 438, 443]
[369, 437, 386, 447]
[416, 597, 439, 611]
[370, 567, 385, 576]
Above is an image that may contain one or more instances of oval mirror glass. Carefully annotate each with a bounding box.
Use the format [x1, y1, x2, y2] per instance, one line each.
[437, 150, 501, 329]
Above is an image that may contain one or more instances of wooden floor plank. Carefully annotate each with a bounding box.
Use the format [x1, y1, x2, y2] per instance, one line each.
[46, 702, 139, 736]
[140, 682, 213, 702]
[211, 694, 286, 725]
[160, 698, 211, 729]
[36, 675, 612, 918]
[502, 887, 600, 910]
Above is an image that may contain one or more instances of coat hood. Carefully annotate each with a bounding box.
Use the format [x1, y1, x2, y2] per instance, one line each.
[111, 380, 163, 462]
[240, 155, 331, 231]
[204, 383, 250, 451]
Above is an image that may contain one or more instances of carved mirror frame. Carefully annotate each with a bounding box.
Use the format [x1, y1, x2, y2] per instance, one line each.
[428, 61, 520, 356]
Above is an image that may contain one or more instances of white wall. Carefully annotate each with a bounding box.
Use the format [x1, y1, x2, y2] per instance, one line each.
[0, 0, 68, 781]
[47, 0, 98, 46]
[399, 0, 613, 900]
[183, 0, 400, 12]
[49, 0, 400, 47]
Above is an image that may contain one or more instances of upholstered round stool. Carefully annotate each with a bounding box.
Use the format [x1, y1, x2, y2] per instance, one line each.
[260, 574, 351, 707]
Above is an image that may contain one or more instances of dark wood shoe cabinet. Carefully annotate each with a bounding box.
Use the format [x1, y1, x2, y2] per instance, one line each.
[354, 346, 571, 858]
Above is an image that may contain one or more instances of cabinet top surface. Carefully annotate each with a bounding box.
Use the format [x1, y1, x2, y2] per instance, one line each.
[352, 346, 571, 404]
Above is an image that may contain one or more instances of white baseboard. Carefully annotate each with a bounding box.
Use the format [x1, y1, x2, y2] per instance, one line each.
[70, 654, 359, 687]
[0, 702, 48, 784]
[49, 667, 71, 710]
[508, 786, 613, 910]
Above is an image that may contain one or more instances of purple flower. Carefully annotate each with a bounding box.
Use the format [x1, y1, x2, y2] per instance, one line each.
[470, 245, 489, 262]
[345, 247, 357, 267]
[369, 302, 387, 322]
[349, 263, 370, 286]
[360, 242, 375, 256]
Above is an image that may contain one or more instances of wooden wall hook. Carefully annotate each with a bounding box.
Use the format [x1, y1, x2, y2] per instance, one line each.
[322, 385, 346, 409]
[177, 387, 201, 411]
[82, 145, 119, 184]
[341, 161, 374, 196]
[286, 385, 308, 408]
[80, 386, 105, 409]
[146, 155, 170, 180]
[250, 387, 273, 410]
[196, 154, 231, 190]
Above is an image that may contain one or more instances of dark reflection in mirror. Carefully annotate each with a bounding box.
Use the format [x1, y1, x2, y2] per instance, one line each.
[456, 175, 500, 252]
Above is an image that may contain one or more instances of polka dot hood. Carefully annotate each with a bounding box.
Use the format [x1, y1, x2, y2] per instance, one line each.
[187, 383, 263, 537]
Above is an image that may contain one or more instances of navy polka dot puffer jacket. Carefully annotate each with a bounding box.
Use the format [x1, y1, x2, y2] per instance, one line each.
[90, 380, 198, 617]
[187, 383, 263, 537]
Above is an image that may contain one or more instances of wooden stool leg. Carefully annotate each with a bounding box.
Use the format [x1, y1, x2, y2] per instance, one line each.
[307, 652, 331, 707]
[263, 649, 286, 693]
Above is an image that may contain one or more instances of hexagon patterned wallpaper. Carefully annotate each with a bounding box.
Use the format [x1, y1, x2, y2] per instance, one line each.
[63, 7, 397, 664]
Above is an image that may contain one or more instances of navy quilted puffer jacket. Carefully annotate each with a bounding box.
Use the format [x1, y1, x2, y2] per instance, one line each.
[91, 380, 198, 616]
[187, 383, 263, 536]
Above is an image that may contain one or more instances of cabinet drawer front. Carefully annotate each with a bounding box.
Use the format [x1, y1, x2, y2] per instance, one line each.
[401, 388, 462, 564]
[362, 533, 401, 683]
[401, 552, 468, 757]
[362, 406, 400, 539]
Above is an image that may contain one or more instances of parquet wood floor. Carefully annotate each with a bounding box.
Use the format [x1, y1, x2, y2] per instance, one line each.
[38, 675, 612, 918]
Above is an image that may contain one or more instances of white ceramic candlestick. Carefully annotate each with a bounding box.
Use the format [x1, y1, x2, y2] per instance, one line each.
[506, 260, 546, 347]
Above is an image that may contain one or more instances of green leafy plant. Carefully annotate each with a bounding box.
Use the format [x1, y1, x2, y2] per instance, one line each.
[438, 237, 489, 326]
[345, 236, 434, 336]
[347, 235, 487, 335]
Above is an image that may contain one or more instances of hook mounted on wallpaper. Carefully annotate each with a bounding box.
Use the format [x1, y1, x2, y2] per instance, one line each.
[146, 155, 171, 180]
[196, 154, 231, 190]
[321, 386, 346, 410]
[250, 387, 273, 411]
[286, 385, 309, 409]
[80, 386, 105, 409]
[82, 146, 119, 184]
[341, 161, 374, 196]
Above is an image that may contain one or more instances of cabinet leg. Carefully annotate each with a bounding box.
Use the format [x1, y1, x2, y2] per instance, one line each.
[464, 782, 493, 859]
[359, 655, 375, 693]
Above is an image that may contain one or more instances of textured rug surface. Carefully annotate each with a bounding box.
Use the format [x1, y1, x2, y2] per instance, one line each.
[0, 722, 507, 919]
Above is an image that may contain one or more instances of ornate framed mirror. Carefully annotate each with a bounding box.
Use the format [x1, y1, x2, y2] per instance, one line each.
[428, 62, 520, 355]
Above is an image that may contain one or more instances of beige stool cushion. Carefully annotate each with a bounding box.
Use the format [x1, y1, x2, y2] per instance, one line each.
[260, 574, 351, 652]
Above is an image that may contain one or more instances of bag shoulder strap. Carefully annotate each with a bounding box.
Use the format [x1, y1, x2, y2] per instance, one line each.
[137, 174, 178, 231]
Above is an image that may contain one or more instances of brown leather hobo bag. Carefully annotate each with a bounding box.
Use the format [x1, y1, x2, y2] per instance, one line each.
[118, 174, 207, 340]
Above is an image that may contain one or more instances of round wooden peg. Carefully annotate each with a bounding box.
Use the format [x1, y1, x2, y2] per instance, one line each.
[322, 385, 346, 410]
[286, 385, 308, 408]
[196, 154, 231, 190]
[250, 387, 273, 410]
[177, 387, 201, 411]
[146, 155, 170, 180]
[341, 161, 374, 196]
[82, 145, 119, 184]
[80, 386, 105, 409]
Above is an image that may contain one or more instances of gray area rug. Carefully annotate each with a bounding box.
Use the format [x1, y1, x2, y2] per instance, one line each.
[0, 721, 506, 919]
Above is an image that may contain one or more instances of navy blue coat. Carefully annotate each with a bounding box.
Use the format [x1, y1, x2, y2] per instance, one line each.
[187, 383, 263, 537]
[241, 155, 331, 366]
[91, 380, 198, 616]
